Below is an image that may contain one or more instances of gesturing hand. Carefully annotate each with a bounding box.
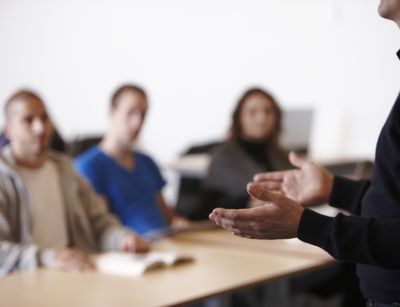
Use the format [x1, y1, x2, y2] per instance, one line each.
[253, 151, 333, 206]
[209, 183, 304, 240]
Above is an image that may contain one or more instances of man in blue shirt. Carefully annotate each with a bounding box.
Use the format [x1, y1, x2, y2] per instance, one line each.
[75, 84, 187, 235]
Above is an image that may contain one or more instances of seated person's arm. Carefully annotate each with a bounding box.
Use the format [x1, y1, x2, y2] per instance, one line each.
[0, 239, 95, 274]
[0, 203, 94, 274]
[76, 175, 149, 253]
[0, 188, 54, 274]
[0, 238, 54, 275]
[156, 192, 188, 229]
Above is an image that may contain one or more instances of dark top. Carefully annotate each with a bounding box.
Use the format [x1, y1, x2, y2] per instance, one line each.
[238, 139, 273, 168]
[193, 139, 289, 220]
[298, 50, 400, 303]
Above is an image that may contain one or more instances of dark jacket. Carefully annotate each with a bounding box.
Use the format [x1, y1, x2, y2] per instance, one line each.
[298, 51, 400, 304]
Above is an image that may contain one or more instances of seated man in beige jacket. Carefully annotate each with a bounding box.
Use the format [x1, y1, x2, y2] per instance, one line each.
[0, 89, 149, 275]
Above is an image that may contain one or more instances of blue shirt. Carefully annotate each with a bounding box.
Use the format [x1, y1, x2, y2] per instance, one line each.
[74, 146, 167, 235]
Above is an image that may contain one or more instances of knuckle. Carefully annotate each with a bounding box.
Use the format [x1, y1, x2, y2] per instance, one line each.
[230, 211, 238, 220]
[231, 220, 238, 228]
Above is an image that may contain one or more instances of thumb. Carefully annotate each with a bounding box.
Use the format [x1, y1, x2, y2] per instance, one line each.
[247, 183, 279, 203]
[289, 151, 307, 169]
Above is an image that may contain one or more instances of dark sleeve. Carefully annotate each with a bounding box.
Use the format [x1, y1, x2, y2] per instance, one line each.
[329, 176, 371, 215]
[298, 209, 400, 269]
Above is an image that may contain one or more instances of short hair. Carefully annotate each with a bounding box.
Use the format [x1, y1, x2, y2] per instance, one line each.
[111, 84, 147, 108]
[4, 89, 43, 118]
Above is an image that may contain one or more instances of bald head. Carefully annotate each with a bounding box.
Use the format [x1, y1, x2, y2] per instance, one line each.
[4, 90, 54, 164]
[4, 90, 44, 119]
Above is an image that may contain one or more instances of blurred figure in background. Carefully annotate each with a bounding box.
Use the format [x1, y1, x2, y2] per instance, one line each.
[0, 89, 149, 275]
[75, 84, 187, 236]
[191, 87, 290, 220]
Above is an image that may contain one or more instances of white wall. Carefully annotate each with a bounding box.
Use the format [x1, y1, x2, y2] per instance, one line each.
[0, 0, 399, 164]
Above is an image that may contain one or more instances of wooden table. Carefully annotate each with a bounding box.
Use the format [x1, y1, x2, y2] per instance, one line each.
[0, 234, 332, 307]
[172, 228, 332, 260]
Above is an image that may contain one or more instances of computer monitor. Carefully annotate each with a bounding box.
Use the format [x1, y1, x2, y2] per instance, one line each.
[280, 108, 314, 154]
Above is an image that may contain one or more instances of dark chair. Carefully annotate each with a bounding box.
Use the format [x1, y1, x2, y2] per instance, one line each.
[175, 141, 220, 219]
[67, 135, 102, 157]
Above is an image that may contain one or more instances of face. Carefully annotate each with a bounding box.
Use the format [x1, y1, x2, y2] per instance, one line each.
[5, 97, 53, 157]
[239, 93, 278, 141]
[378, 0, 400, 24]
[109, 90, 148, 145]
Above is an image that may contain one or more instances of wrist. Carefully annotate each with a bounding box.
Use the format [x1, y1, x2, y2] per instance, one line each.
[38, 249, 56, 268]
[324, 173, 334, 202]
[294, 206, 305, 237]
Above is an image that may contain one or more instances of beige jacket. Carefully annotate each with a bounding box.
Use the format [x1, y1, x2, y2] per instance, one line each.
[0, 146, 133, 275]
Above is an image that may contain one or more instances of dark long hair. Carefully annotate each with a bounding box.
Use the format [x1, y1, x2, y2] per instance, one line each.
[228, 87, 283, 152]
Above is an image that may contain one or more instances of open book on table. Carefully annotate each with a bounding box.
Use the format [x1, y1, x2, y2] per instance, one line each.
[94, 251, 194, 277]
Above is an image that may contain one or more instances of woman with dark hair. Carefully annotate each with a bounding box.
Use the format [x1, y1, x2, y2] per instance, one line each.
[193, 87, 290, 220]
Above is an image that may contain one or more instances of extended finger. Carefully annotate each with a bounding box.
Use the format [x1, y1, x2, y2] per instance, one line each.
[250, 181, 282, 191]
[288, 151, 307, 168]
[210, 207, 275, 230]
[253, 171, 285, 182]
[247, 183, 282, 203]
[209, 208, 237, 230]
[220, 217, 275, 238]
[210, 207, 264, 224]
